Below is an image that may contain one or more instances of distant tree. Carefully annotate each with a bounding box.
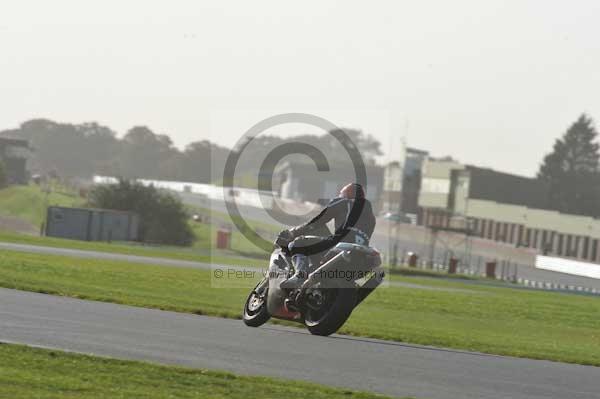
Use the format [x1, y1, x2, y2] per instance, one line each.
[181, 140, 230, 183]
[537, 114, 600, 216]
[89, 180, 195, 246]
[76, 122, 120, 175]
[229, 128, 383, 189]
[0, 160, 7, 188]
[325, 128, 382, 164]
[114, 126, 176, 179]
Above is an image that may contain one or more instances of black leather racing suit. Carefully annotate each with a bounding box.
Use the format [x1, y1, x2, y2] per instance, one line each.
[288, 197, 376, 257]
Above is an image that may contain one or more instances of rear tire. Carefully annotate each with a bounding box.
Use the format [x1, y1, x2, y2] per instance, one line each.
[243, 279, 271, 327]
[304, 283, 357, 336]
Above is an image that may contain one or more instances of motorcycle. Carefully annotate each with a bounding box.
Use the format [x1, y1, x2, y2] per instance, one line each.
[243, 232, 384, 336]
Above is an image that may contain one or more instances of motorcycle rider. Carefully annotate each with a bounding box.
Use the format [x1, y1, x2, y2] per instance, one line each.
[280, 182, 376, 289]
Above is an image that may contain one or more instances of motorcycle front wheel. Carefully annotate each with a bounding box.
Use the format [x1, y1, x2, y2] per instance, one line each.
[243, 278, 271, 327]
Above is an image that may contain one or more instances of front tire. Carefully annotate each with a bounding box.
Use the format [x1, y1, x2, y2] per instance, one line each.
[243, 279, 271, 327]
[304, 283, 357, 336]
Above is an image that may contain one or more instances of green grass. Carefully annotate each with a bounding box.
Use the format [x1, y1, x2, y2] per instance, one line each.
[190, 204, 280, 233]
[389, 266, 479, 281]
[0, 343, 396, 399]
[0, 184, 84, 228]
[0, 229, 267, 268]
[188, 205, 279, 258]
[1, 250, 600, 366]
[189, 222, 273, 260]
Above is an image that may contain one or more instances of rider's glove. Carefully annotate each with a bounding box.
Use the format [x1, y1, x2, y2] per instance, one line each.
[279, 229, 294, 240]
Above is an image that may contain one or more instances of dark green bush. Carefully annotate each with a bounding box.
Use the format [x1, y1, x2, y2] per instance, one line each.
[0, 161, 6, 188]
[89, 180, 195, 246]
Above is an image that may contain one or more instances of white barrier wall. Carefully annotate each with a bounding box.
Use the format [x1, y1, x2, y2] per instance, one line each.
[92, 176, 274, 209]
[536, 255, 600, 279]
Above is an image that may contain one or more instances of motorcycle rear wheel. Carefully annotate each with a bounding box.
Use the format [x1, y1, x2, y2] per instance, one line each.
[303, 282, 357, 336]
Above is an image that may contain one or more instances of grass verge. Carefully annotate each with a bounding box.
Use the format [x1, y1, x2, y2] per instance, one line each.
[0, 184, 84, 228]
[0, 229, 267, 267]
[0, 343, 396, 399]
[388, 266, 479, 281]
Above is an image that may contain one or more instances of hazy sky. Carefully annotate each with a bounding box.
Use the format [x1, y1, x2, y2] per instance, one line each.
[2, 0, 599, 176]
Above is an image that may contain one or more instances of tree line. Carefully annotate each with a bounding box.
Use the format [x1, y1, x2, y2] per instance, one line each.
[0, 119, 230, 183]
[0, 119, 381, 186]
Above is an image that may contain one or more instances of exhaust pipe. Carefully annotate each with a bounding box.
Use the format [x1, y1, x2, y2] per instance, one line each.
[299, 251, 348, 290]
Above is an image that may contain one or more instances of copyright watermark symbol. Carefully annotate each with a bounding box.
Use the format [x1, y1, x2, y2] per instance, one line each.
[221, 113, 368, 254]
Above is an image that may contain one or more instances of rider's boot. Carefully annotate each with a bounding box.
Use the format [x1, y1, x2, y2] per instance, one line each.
[280, 254, 309, 289]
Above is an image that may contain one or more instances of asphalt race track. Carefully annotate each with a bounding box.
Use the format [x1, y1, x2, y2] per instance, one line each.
[1, 288, 598, 399]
